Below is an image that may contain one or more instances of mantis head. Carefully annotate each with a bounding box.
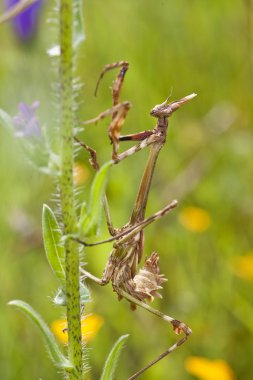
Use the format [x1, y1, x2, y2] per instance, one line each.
[150, 93, 197, 118]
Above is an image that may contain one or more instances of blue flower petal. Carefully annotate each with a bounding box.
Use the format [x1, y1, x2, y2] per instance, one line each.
[5, 0, 43, 41]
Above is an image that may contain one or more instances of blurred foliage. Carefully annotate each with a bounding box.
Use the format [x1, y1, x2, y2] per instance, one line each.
[0, 0, 253, 379]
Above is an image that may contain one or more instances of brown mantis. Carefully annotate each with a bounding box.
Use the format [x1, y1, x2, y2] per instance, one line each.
[77, 62, 197, 379]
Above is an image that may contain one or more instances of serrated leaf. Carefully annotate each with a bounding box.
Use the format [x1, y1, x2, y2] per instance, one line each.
[42, 204, 65, 284]
[8, 300, 72, 371]
[100, 334, 129, 380]
[79, 161, 112, 237]
[73, 0, 85, 49]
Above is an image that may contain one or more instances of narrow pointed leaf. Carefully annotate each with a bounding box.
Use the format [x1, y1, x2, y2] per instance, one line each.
[79, 161, 112, 237]
[0, 109, 14, 131]
[100, 334, 129, 380]
[42, 204, 65, 284]
[42, 205, 91, 305]
[8, 300, 72, 371]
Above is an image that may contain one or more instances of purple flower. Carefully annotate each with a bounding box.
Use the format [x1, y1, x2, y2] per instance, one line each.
[13, 101, 42, 138]
[5, 0, 43, 41]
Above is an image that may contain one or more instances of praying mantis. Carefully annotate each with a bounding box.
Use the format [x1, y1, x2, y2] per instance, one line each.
[77, 62, 197, 379]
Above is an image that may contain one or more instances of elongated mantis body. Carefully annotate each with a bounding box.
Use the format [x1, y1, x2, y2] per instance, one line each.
[78, 62, 197, 379]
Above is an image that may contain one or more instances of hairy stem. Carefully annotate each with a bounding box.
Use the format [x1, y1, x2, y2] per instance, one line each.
[59, 0, 82, 378]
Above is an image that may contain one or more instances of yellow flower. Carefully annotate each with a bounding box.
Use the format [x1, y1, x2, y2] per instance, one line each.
[232, 252, 253, 281]
[73, 162, 90, 186]
[51, 314, 104, 345]
[178, 206, 211, 233]
[185, 356, 234, 380]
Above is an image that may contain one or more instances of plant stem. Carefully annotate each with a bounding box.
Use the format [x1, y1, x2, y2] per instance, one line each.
[59, 0, 82, 378]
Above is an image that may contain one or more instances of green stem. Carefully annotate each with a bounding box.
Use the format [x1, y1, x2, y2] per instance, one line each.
[59, 0, 82, 378]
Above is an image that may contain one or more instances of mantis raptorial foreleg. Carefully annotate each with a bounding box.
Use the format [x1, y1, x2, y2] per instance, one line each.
[91, 61, 131, 159]
[83, 102, 131, 126]
[94, 61, 129, 100]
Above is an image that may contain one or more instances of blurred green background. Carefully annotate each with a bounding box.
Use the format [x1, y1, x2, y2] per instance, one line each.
[0, 1, 253, 379]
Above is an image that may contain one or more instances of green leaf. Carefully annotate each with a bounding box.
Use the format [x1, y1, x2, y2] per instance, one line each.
[79, 161, 113, 237]
[19, 137, 51, 173]
[42, 205, 91, 305]
[0, 108, 14, 130]
[80, 282, 91, 305]
[0, 108, 51, 173]
[73, 0, 85, 49]
[54, 283, 90, 306]
[42, 204, 65, 284]
[53, 287, 68, 306]
[8, 300, 73, 371]
[100, 334, 129, 380]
